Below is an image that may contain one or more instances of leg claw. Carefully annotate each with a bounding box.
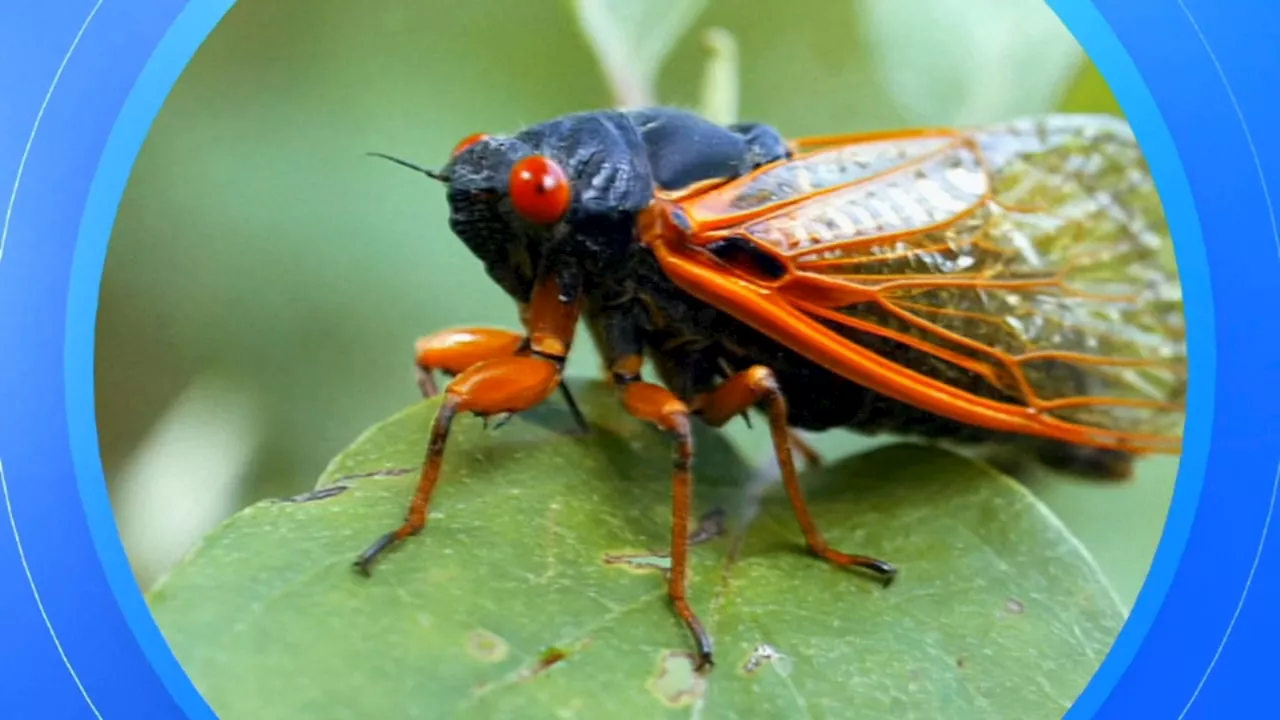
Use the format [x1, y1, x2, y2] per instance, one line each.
[353, 531, 399, 577]
[811, 547, 898, 586]
[880, 568, 899, 588]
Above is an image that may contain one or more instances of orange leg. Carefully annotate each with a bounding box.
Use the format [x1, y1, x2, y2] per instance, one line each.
[614, 374, 712, 670]
[413, 325, 588, 433]
[354, 355, 563, 573]
[788, 429, 824, 468]
[694, 366, 896, 585]
[414, 328, 524, 397]
[357, 277, 581, 574]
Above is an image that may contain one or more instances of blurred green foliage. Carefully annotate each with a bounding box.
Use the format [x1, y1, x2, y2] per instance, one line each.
[100, 0, 1174, 609]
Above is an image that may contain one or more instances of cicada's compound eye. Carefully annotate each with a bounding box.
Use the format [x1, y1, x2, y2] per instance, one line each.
[508, 155, 571, 225]
[451, 132, 491, 158]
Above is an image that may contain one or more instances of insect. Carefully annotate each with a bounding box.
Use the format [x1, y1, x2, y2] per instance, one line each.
[356, 108, 1186, 669]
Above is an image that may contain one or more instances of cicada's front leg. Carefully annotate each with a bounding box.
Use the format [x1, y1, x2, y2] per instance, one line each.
[413, 307, 588, 434]
[413, 328, 525, 397]
[355, 277, 581, 575]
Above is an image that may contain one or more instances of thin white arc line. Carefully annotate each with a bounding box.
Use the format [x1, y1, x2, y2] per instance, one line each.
[1174, 1, 1279, 260]
[1177, 458, 1280, 719]
[0, 1, 106, 718]
[0, 1, 101, 263]
[1, 460, 104, 720]
[1173, 4, 1280, 714]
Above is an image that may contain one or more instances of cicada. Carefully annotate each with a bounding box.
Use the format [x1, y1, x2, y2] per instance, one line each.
[357, 108, 1186, 669]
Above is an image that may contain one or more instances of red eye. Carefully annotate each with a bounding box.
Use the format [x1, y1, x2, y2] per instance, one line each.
[451, 132, 489, 158]
[508, 155, 571, 225]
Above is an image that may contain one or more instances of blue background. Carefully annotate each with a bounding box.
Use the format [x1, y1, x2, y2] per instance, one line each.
[0, 0, 1276, 717]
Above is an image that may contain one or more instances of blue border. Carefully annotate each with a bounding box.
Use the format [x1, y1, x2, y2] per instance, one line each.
[1, 0, 1279, 716]
[0, 1, 232, 717]
[1053, 1, 1280, 718]
[67, 2, 236, 719]
[1047, 1, 1213, 717]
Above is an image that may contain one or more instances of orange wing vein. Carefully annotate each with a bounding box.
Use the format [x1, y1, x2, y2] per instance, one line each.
[647, 114, 1185, 453]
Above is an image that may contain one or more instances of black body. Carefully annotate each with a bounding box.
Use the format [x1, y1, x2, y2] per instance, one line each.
[438, 108, 1129, 479]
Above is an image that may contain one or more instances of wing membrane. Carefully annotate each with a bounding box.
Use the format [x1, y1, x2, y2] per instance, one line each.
[681, 130, 962, 223]
[673, 114, 1185, 447]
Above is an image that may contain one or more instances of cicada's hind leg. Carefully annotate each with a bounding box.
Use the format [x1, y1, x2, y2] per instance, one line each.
[693, 366, 897, 586]
[355, 278, 580, 576]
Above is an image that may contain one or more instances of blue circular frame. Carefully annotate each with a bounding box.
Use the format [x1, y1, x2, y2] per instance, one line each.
[0, 0, 1276, 717]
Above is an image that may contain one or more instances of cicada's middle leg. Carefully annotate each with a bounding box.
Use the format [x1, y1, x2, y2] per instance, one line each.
[787, 428, 824, 469]
[609, 359, 713, 671]
[610, 359, 895, 671]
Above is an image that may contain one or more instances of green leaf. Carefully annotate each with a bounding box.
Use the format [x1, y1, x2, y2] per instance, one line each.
[698, 27, 740, 125]
[1058, 60, 1124, 116]
[856, 0, 1086, 125]
[568, 0, 709, 107]
[149, 380, 1124, 719]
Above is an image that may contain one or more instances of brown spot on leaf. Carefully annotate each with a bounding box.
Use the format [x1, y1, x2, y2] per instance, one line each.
[332, 466, 417, 482]
[956, 656, 966, 669]
[647, 651, 708, 708]
[281, 485, 348, 503]
[469, 644, 577, 698]
[536, 646, 568, 672]
[467, 629, 509, 663]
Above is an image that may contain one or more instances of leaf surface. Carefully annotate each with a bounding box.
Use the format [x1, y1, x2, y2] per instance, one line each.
[150, 381, 1124, 719]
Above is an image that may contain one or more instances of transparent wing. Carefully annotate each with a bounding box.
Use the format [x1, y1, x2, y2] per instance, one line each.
[692, 115, 1186, 442]
[681, 128, 966, 222]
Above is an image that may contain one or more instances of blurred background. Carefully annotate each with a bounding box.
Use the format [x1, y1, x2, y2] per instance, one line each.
[98, 0, 1176, 607]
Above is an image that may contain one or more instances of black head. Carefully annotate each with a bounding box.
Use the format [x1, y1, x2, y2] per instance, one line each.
[375, 111, 656, 304]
